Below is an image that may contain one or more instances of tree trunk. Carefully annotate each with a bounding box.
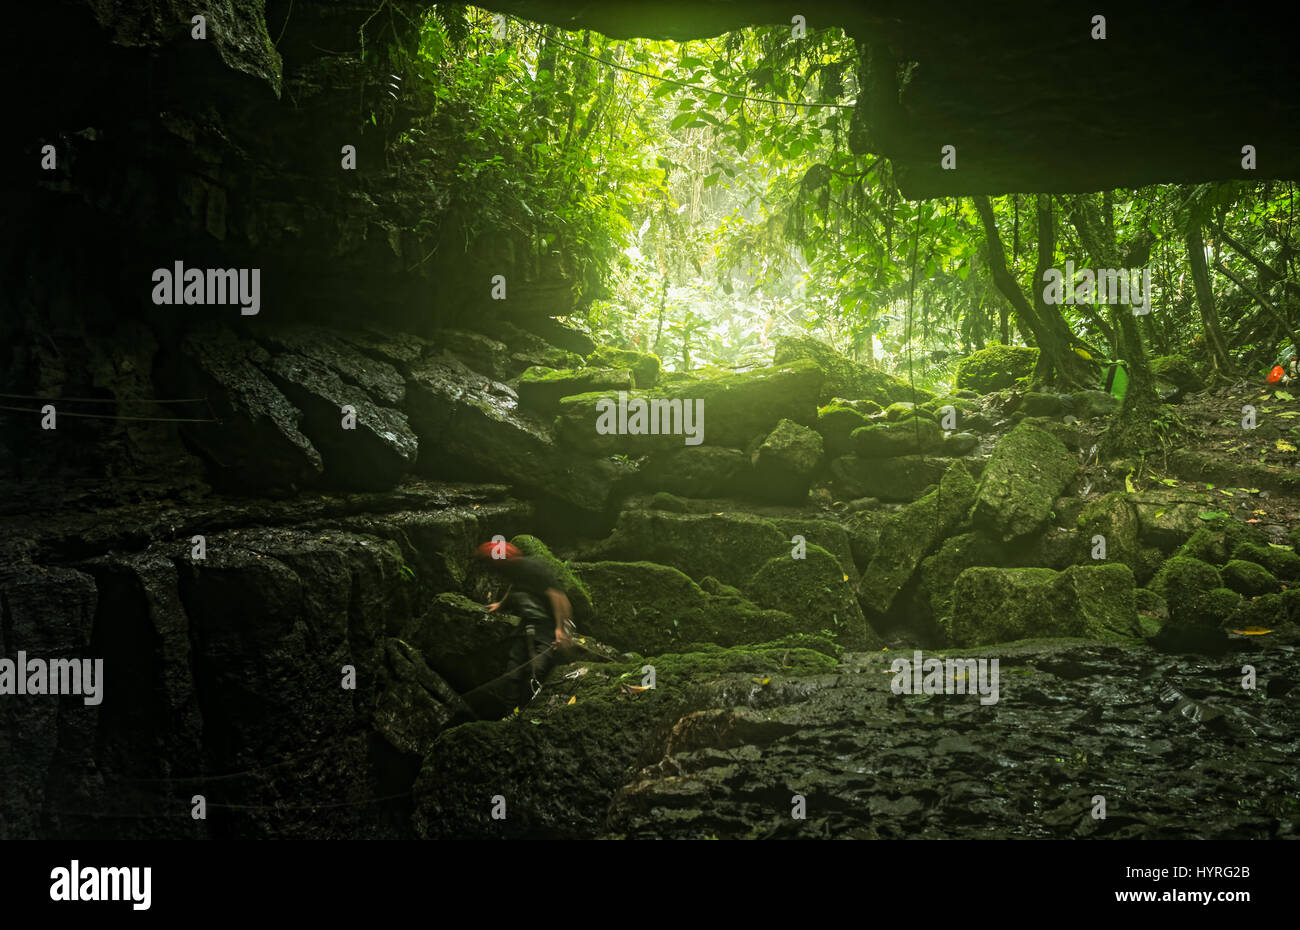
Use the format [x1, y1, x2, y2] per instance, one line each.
[973, 194, 1092, 388]
[1185, 222, 1235, 376]
[1064, 194, 1167, 456]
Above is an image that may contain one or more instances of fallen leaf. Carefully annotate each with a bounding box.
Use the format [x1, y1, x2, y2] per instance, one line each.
[567, 696, 576, 705]
[1229, 627, 1273, 635]
[1277, 439, 1297, 452]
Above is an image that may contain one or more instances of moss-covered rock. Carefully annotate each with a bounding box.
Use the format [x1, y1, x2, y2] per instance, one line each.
[919, 531, 1009, 623]
[774, 335, 933, 406]
[954, 344, 1039, 394]
[816, 403, 872, 457]
[516, 365, 632, 413]
[830, 454, 947, 501]
[586, 509, 786, 589]
[587, 346, 661, 388]
[1132, 490, 1217, 550]
[555, 360, 823, 454]
[971, 421, 1078, 542]
[843, 509, 891, 570]
[1077, 491, 1144, 578]
[852, 417, 946, 458]
[947, 564, 1140, 646]
[1176, 527, 1231, 565]
[1070, 389, 1119, 420]
[511, 534, 594, 621]
[767, 519, 859, 586]
[860, 461, 979, 616]
[573, 560, 807, 654]
[373, 639, 456, 756]
[1220, 559, 1282, 596]
[745, 545, 877, 649]
[1226, 593, 1286, 631]
[1231, 542, 1300, 581]
[638, 446, 750, 498]
[885, 401, 936, 422]
[1149, 557, 1231, 632]
[1284, 587, 1300, 624]
[749, 418, 823, 504]
[396, 591, 515, 695]
[1291, 525, 1300, 556]
[1020, 392, 1067, 417]
[1150, 355, 1204, 394]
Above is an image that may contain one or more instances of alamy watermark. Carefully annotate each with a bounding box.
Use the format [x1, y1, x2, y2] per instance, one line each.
[594, 392, 704, 445]
[890, 650, 999, 705]
[50, 861, 150, 910]
[1042, 261, 1151, 315]
[0, 652, 103, 705]
[151, 261, 260, 316]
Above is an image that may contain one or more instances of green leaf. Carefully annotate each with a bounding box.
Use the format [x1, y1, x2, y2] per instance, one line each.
[668, 111, 694, 130]
[1198, 510, 1230, 521]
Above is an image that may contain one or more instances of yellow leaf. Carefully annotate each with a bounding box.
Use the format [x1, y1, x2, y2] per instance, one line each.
[1276, 439, 1297, 452]
[842, 573, 849, 582]
[1230, 627, 1273, 635]
[567, 696, 576, 705]
[1125, 473, 1136, 493]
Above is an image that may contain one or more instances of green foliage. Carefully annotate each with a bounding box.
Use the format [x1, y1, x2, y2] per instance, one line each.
[385, 12, 1300, 389]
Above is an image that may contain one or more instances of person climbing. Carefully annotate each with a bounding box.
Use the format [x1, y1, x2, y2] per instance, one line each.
[473, 539, 575, 712]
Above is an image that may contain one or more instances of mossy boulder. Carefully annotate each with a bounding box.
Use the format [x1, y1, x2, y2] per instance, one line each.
[1176, 527, 1232, 565]
[1291, 526, 1300, 556]
[774, 334, 933, 406]
[511, 534, 594, 621]
[587, 346, 661, 388]
[1078, 491, 1144, 577]
[573, 560, 797, 654]
[749, 418, 823, 504]
[1020, 392, 1067, 418]
[954, 344, 1039, 394]
[843, 509, 891, 570]
[745, 545, 877, 649]
[860, 461, 979, 616]
[555, 360, 823, 454]
[828, 396, 884, 416]
[885, 401, 936, 422]
[1220, 559, 1282, 596]
[638, 446, 749, 498]
[1132, 490, 1217, 550]
[373, 639, 457, 756]
[396, 591, 515, 694]
[816, 403, 872, 457]
[1149, 557, 1231, 632]
[767, 519, 859, 586]
[586, 509, 786, 590]
[947, 564, 1140, 646]
[851, 417, 946, 458]
[830, 454, 947, 501]
[1285, 587, 1300, 624]
[1150, 355, 1204, 394]
[1227, 593, 1286, 631]
[919, 531, 1009, 623]
[971, 421, 1078, 542]
[1070, 389, 1119, 420]
[516, 365, 632, 413]
[1231, 542, 1300, 581]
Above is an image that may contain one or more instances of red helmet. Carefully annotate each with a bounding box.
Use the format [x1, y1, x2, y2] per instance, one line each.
[476, 540, 521, 561]
[1267, 365, 1286, 384]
